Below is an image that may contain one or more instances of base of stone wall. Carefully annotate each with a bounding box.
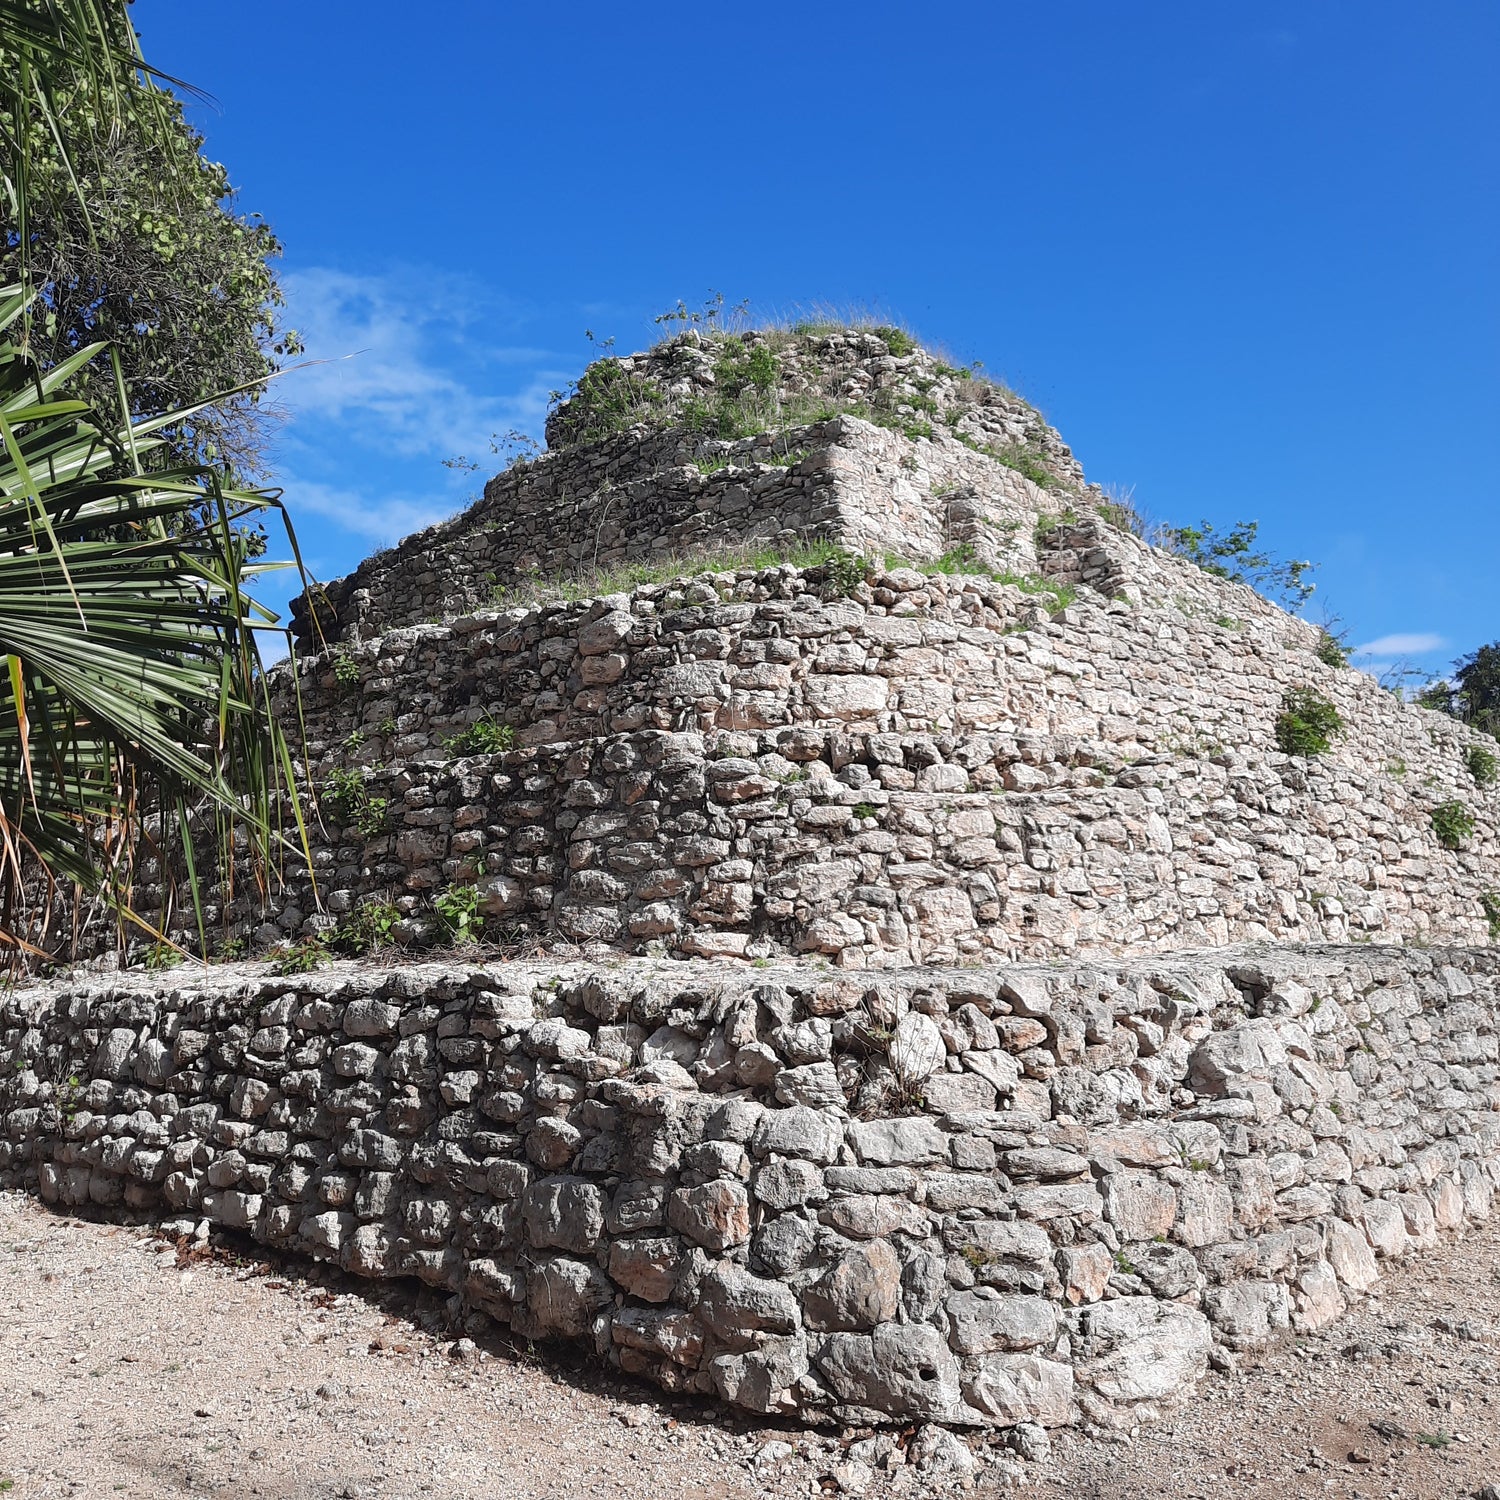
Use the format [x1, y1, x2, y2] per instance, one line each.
[2, 944, 1496, 1433]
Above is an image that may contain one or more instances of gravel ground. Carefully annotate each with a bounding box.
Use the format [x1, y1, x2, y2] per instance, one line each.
[1, 1191, 1497, 1500]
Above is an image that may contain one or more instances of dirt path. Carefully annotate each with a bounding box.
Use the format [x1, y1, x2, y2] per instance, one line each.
[1, 1191, 1497, 1499]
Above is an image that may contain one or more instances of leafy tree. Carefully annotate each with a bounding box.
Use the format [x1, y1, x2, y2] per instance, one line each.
[1164, 518, 1316, 611]
[3, 12, 296, 473]
[1419, 643, 1500, 736]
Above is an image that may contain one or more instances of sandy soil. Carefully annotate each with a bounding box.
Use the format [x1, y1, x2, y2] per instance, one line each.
[1, 1191, 1497, 1500]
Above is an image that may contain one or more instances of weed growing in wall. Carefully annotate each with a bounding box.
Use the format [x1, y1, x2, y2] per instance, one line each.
[873, 326, 917, 356]
[325, 768, 390, 839]
[442, 718, 516, 757]
[1316, 629, 1352, 668]
[1430, 800, 1475, 850]
[1466, 745, 1498, 787]
[333, 899, 402, 956]
[1275, 688, 1344, 757]
[271, 934, 328, 975]
[332, 649, 359, 691]
[433, 885, 483, 945]
[1481, 891, 1500, 941]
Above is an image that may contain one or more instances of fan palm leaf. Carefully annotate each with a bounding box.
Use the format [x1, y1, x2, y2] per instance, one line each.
[0, 281, 311, 956]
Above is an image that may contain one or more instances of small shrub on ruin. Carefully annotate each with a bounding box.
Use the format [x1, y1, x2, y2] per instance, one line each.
[1165, 518, 1316, 611]
[1480, 891, 1500, 941]
[1466, 745, 1498, 787]
[442, 718, 516, 757]
[141, 941, 182, 971]
[325, 768, 389, 838]
[271, 934, 328, 975]
[1274, 688, 1343, 757]
[433, 885, 483, 945]
[1315, 628, 1351, 668]
[1430, 799, 1475, 850]
[822, 549, 871, 598]
[332, 649, 360, 690]
[333, 900, 402, 956]
[873, 325, 917, 357]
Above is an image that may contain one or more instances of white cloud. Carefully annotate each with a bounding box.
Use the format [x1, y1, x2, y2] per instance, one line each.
[277, 267, 562, 462]
[287, 478, 457, 547]
[1353, 632, 1447, 658]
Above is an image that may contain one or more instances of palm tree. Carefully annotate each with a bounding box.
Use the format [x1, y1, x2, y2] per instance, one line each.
[0, 4, 311, 957]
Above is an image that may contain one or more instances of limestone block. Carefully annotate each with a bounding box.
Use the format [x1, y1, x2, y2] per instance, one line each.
[945, 1291, 1059, 1355]
[697, 1264, 800, 1346]
[667, 1180, 751, 1251]
[1103, 1172, 1177, 1241]
[815, 1324, 962, 1421]
[801, 1241, 901, 1331]
[522, 1176, 605, 1253]
[962, 1353, 1076, 1427]
[607, 1235, 683, 1302]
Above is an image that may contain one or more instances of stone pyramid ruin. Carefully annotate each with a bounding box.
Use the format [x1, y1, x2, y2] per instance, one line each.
[2, 324, 1496, 1442]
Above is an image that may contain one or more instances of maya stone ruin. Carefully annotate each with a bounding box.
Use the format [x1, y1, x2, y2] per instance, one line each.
[3, 325, 1497, 1438]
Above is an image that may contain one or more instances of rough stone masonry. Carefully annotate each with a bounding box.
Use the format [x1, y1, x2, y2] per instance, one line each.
[2, 946, 1496, 1431]
[8, 326, 1498, 1439]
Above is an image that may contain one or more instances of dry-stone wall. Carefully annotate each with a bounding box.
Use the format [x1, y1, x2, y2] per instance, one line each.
[3, 946, 1496, 1432]
[255, 539, 1500, 964]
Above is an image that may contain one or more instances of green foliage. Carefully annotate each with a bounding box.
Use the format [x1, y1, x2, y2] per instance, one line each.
[1480, 891, 1500, 941]
[1420, 642, 1500, 736]
[1034, 510, 1077, 546]
[3, 76, 296, 472]
[548, 358, 666, 446]
[1315, 629, 1351, 668]
[1467, 745, 1498, 787]
[873, 326, 917, 356]
[332, 650, 360, 690]
[1092, 486, 1146, 540]
[1430, 799, 1475, 850]
[442, 718, 516, 757]
[929, 543, 982, 574]
[852, 803, 877, 820]
[141, 940, 182, 971]
[271, 933, 327, 975]
[0, 283, 307, 953]
[1274, 688, 1344, 757]
[988, 442, 1056, 489]
[1165, 519, 1316, 611]
[824, 549, 870, 597]
[324, 768, 388, 838]
[333, 899, 401, 955]
[433, 885, 482, 945]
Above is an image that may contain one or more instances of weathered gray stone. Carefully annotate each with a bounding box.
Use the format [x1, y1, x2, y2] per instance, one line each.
[802, 1240, 901, 1331]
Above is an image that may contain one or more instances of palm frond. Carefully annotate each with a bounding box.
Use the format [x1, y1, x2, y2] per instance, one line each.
[0, 282, 310, 956]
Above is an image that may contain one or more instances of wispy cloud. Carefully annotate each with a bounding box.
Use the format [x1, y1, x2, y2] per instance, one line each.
[266, 267, 575, 568]
[278, 267, 562, 463]
[1353, 632, 1447, 658]
[286, 478, 457, 547]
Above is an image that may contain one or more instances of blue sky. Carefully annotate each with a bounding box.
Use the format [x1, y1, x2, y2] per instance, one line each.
[140, 2, 1498, 678]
